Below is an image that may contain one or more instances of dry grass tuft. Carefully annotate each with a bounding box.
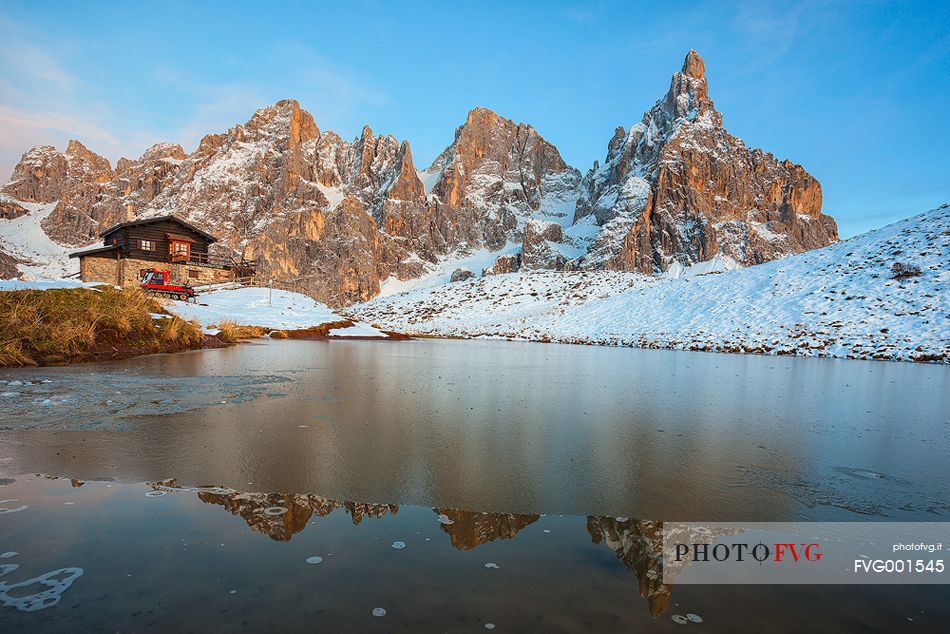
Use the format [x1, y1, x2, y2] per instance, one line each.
[276, 320, 354, 339]
[0, 286, 203, 366]
[216, 321, 268, 342]
[156, 315, 203, 347]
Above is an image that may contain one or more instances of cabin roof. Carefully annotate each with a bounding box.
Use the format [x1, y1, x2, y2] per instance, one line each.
[165, 231, 197, 243]
[68, 244, 119, 259]
[98, 215, 218, 243]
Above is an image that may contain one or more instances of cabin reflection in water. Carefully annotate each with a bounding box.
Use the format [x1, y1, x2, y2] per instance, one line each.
[147, 480, 678, 617]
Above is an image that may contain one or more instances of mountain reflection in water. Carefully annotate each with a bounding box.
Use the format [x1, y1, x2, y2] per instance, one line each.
[587, 517, 671, 617]
[3, 474, 948, 632]
[147, 478, 671, 614]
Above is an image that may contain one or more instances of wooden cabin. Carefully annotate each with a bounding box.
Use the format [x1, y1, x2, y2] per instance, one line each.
[70, 216, 255, 287]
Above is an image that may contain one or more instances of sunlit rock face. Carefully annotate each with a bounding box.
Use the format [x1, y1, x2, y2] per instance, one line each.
[575, 50, 837, 273]
[2, 101, 576, 305]
[423, 107, 582, 253]
[434, 508, 540, 551]
[2, 142, 115, 245]
[3, 51, 838, 302]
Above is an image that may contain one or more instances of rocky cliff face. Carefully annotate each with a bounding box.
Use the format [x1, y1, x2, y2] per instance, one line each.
[0, 249, 17, 279]
[575, 50, 837, 273]
[422, 107, 582, 253]
[1, 51, 838, 302]
[1, 101, 580, 304]
[3, 141, 116, 245]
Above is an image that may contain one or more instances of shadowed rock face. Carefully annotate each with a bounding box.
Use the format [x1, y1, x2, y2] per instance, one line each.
[3, 52, 838, 300]
[575, 50, 837, 273]
[0, 198, 29, 220]
[521, 219, 566, 270]
[0, 249, 18, 279]
[482, 253, 521, 276]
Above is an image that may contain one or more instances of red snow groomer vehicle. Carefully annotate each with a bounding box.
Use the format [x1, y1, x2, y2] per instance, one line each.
[139, 268, 196, 302]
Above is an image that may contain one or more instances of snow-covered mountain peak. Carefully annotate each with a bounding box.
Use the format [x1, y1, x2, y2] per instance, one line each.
[574, 50, 836, 274]
[2, 53, 842, 306]
[139, 142, 187, 163]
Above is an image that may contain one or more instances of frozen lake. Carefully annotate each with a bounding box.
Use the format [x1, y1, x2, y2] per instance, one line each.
[1, 339, 948, 630]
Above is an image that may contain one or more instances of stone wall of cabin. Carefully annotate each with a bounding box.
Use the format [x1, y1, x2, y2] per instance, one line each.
[79, 255, 121, 285]
[79, 255, 234, 287]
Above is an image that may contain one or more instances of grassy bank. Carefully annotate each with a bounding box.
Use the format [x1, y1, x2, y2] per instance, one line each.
[212, 319, 410, 341]
[213, 319, 359, 340]
[0, 286, 205, 366]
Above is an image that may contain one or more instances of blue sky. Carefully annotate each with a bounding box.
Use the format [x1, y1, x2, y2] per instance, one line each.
[0, 1, 947, 237]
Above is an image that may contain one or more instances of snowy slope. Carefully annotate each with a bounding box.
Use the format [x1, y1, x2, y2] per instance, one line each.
[0, 195, 83, 279]
[0, 279, 106, 291]
[0, 281, 392, 338]
[351, 206, 950, 363]
[378, 242, 522, 296]
[167, 287, 389, 337]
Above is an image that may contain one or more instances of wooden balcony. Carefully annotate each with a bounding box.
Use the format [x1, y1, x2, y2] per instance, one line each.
[171, 251, 258, 275]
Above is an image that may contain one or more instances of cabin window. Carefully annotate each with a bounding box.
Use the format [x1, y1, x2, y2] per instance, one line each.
[188, 269, 201, 279]
[140, 239, 154, 251]
[170, 241, 190, 262]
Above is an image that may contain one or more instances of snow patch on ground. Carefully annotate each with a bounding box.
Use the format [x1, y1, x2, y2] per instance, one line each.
[0, 279, 108, 292]
[168, 287, 341, 330]
[378, 242, 521, 297]
[352, 206, 950, 363]
[664, 253, 739, 279]
[316, 183, 344, 210]
[166, 286, 388, 337]
[327, 322, 387, 337]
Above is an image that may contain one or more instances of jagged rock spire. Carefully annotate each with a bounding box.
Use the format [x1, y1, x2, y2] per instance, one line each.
[682, 49, 705, 79]
[575, 49, 837, 273]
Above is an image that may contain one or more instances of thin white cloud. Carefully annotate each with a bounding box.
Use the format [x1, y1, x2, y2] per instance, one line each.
[0, 13, 391, 181]
[727, 0, 835, 73]
[0, 15, 145, 178]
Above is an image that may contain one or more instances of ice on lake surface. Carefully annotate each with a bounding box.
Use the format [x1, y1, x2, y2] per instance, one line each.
[1, 338, 946, 520]
[0, 338, 948, 631]
[0, 475, 947, 632]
